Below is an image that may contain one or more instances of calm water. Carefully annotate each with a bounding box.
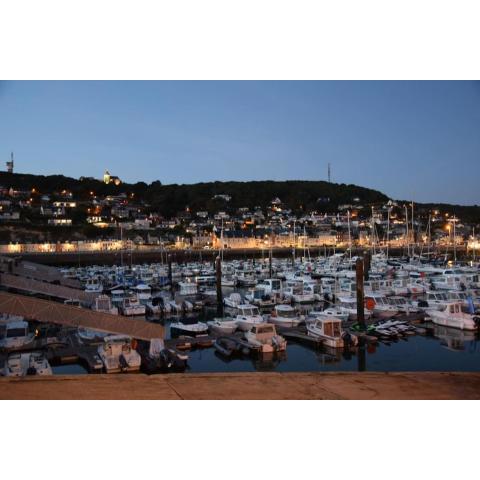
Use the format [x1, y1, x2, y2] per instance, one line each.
[52, 312, 480, 375]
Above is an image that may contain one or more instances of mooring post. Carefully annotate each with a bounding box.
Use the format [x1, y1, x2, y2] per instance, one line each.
[216, 255, 223, 316]
[269, 248, 273, 278]
[356, 257, 365, 329]
[168, 254, 173, 299]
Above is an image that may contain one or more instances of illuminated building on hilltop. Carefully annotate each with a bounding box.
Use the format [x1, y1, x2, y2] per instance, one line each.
[103, 170, 122, 186]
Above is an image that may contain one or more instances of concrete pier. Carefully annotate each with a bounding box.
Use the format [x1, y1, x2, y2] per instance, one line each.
[1, 372, 479, 400]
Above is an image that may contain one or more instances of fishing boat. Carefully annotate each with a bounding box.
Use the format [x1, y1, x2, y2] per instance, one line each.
[426, 302, 480, 331]
[0, 320, 35, 350]
[97, 335, 142, 373]
[243, 323, 287, 353]
[306, 317, 358, 348]
[234, 304, 264, 331]
[245, 286, 276, 308]
[120, 296, 146, 316]
[267, 304, 303, 328]
[207, 318, 238, 335]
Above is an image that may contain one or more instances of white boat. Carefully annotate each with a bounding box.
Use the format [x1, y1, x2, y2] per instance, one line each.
[120, 296, 146, 316]
[366, 294, 399, 319]
[207, 318, 238, 335]
[336, 296, 373, 321]
[0, 320, 35, 350]
[77, 327, 109, 343]
[308, 307, 349, 323]
[93, 295, 119, 315]
[426, 302, 480, 331]
[134, 284, 152, 304]
[245, 286, 276, 308]
[224, 292, 242, 309]
[244, 323, 287, 353]
[234, 304, 264, 331]
[283, 285, 316, 304]
[178, 281, 198, 296]
[306, 317, 358, 348]
[267, 304, 303, 328]
[97, 335, 141, 373]
[2, 352, 52, 376]
[85, 277, 103, 293]
[170, 321, 209, 336]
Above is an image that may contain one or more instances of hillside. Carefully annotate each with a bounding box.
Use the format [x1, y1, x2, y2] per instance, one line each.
[0, 171, 389, 216]
[0, 171, 478, 222]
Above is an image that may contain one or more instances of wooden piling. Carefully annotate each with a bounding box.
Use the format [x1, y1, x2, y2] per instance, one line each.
[356, 257, 365, 329]
[216, 255, 223, 316]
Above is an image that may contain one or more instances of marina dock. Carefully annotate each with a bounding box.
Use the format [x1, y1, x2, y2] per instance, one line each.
[1, 371, 479, 399]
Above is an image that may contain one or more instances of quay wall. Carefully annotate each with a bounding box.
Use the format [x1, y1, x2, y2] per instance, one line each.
[1, 245, 471, 266]
[1, 372, 479, 400]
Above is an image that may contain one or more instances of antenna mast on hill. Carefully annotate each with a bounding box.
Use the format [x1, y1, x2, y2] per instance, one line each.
[6, 152, 14, 173]
[328, 163, 331, 183]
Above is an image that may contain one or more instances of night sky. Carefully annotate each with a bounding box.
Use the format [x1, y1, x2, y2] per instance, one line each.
[0, 80, 478, 205]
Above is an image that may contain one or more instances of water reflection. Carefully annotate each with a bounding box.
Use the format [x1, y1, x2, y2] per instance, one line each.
[431, 325, 479, 352]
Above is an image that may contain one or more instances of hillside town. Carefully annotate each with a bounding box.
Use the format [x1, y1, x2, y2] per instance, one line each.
[0, 159, 478, 256]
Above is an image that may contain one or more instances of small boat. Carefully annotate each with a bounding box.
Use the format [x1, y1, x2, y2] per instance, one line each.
[234, 304, 264, 332]
[306, 317, 358, 348]
[97, 335, 142, 373]
[2, 352, 52, 376]
[207, 318, 238, 335]
[213, 337, 247, 357]
[77, 327, 109, 343]
[427, 302, 480, 331]
[244, 323, 287, 353]
[140, 338, 187, 373]
[170, 321, 209, 337]
[213, 337, 238, 357]
[308, 307, 349, 323]
[267, 304, 303, 328]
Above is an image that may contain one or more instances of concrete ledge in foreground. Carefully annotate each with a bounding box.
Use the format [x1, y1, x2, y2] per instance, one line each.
[1, 372, 479, 400]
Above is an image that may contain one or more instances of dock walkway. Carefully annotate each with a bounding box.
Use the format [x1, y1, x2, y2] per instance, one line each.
[1, 371, 479, 399]
[0, 291, 164, 341]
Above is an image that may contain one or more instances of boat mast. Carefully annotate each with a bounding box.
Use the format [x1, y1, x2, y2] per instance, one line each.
[411, 201, 415, 257]
[453, 216, 457, 264]
[404, 205, 409, 257]
[386, 206, 390, 260]
[371, 206, 376, 255]
[293, 218, 296, 264]
[347, 209, 352, 261]
[473, 226, 476, 262]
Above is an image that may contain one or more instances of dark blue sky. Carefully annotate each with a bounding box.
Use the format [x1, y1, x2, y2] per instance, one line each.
[0, 81, 478, 204]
